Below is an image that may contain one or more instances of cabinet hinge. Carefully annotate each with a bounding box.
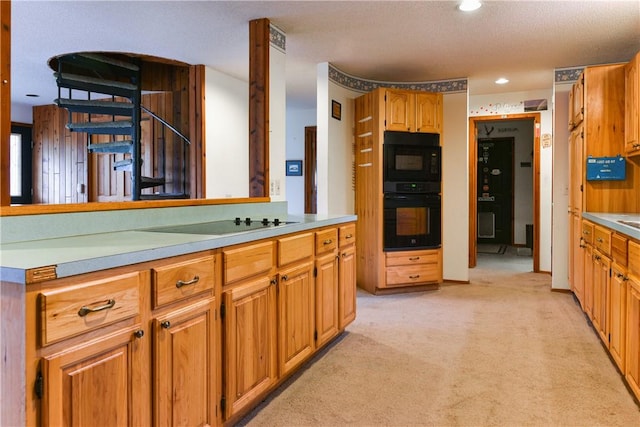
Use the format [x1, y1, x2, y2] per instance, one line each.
[314, 267, 317, 278]
[34, 371, 44, 399]
[220, 396, 226, 413]
[220, 303, 225, 320]
[580, 184, 583, 192]
[314, 330, 318, 341]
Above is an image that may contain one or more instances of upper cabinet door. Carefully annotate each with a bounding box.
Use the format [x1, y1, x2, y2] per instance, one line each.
[415, 92, 442, 133]
[571, 74, 585, 129]
[625, 53, 640, 156]
[385, 89, 414, 132]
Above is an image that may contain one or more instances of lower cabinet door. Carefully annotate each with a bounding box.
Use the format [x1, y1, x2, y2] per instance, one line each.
[626, 276, 640, 400]
[278, 261, 315, 376]
[339, 245, 357, 330]
[154, 298, 218, 427]
[315, 252, 339, 347]
[223, 276, 277, 419]
[42, 327, 146, 427]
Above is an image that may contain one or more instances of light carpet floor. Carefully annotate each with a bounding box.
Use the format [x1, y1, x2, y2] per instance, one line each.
[237, 264, 640, 426]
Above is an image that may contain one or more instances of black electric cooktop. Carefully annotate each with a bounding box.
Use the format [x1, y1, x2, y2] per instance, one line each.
[146, 217, 297, 235]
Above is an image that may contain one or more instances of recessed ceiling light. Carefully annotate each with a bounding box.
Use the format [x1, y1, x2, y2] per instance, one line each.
[495, 78, 509, 85]
[458, 0, 482, 12]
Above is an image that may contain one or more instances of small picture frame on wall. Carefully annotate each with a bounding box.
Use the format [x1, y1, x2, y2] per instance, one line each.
[286, 160, 303, 176]
[331, 100, 341, 120]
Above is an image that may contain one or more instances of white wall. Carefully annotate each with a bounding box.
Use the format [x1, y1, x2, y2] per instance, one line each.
[285, 107, 316, 214]
[269, 46, 287, 202]
[442, 92, 469, 282]
[315, 62, 357, 215]
[470, 88, 554, 272]
[204, 67, 249, 198]
[552, 84, 571, 289]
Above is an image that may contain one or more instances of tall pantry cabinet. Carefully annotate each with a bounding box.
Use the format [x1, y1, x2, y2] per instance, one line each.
[354, 88, 443, 294]
[568, 64, 629, 305]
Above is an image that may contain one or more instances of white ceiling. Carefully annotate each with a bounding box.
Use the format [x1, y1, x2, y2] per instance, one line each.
[10, 0, 640, 115]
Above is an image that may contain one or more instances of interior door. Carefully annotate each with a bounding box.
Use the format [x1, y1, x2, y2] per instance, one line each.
[304, 126, 317, 214]
[477, 137, 514, 245]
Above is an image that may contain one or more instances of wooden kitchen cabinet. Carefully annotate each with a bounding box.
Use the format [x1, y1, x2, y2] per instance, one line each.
[28, 270, 150, 427]
[385, 88, 442, 133]
[314, 227, 340, 348]
[570, 214, 585, 308]
[626, 272, 640, 400]
[591, 248, 610, 344]
[625, 50, 640, 156]
[338, 223, 357, 329]
[153, 297, 217, 427]
[151, 253, 219, 427]
[610, 262, 628, 372]
[384, 249, 442, 288]
[276, 232, 315, 376]
[568, 73, 584, 130]
[41, 326, 146, 427]
[355, 87, 443, 294]
[222, 242, 277, 420]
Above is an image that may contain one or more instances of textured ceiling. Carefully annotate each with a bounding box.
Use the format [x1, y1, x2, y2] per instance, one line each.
[10, 0, 640, 114]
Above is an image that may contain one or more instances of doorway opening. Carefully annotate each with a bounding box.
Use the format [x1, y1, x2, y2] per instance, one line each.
[469, 114, 540, 272]
[304, 126, 317, 214]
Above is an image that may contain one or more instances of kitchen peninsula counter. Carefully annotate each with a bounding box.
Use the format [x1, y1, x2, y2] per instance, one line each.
[0, 212, 356, 284]
[582, 212, 640, 240]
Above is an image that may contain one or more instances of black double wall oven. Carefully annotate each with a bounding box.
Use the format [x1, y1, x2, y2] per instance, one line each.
[383, 131, 442, 251]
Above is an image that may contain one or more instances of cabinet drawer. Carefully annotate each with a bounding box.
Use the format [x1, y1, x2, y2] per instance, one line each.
[152, 255, 215, 308]
[385, 250, 439, 267]
[315, 228, 338, 255]
[630, 241, 640, 277]
[581, 220, 594, 245]
[224, 241, 274, 284]
[611, 233, 628, 267]
[593, 226, 611, 256]
[339, 224, 356, 247]
[386, 263, 440, 287]
[39, 272, 141, 345]
[278, 233, 313, 266]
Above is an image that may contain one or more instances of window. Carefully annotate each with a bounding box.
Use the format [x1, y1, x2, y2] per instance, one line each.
[10, 133, 22, 197]
[10, 124, 33, 204]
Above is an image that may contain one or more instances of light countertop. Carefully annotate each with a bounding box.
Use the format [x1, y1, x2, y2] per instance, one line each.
[581, 212, 640, 240]
[0, 214, 357, 284]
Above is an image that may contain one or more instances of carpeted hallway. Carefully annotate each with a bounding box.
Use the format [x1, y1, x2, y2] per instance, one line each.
[238, 251, 640, 426]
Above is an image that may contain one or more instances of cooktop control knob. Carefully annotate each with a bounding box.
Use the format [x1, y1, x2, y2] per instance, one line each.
[273, 218, 281, 226]
[234, 217, 241, 225]
[262, 218, 269, 225]
[245, 217, 251, 225]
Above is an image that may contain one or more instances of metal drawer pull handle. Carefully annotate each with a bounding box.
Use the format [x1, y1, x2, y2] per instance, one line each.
[78, 299, 115, 317]
[345, 234, 353, 239]
[596, 237, 603, 243]
[409, 275, 420, 279]
[176, 275, 200, 288]
[282, 274, 289, 281]
[409, 256, 420, 261]
[323, 239, 333, 245]
[161, 321, 171, 329]
[583, 230, 590, 235]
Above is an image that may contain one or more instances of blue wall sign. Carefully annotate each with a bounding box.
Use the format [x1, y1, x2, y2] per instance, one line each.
[586, 156, 626, 181]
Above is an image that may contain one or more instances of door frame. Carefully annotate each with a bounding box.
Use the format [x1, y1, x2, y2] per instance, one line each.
[304, 126, 317, 214]
[468, 113, 541, 271]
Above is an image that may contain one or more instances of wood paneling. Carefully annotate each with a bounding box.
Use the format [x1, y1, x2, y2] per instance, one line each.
[249, 18, 269, 198]
[0, 1, 10, 207]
